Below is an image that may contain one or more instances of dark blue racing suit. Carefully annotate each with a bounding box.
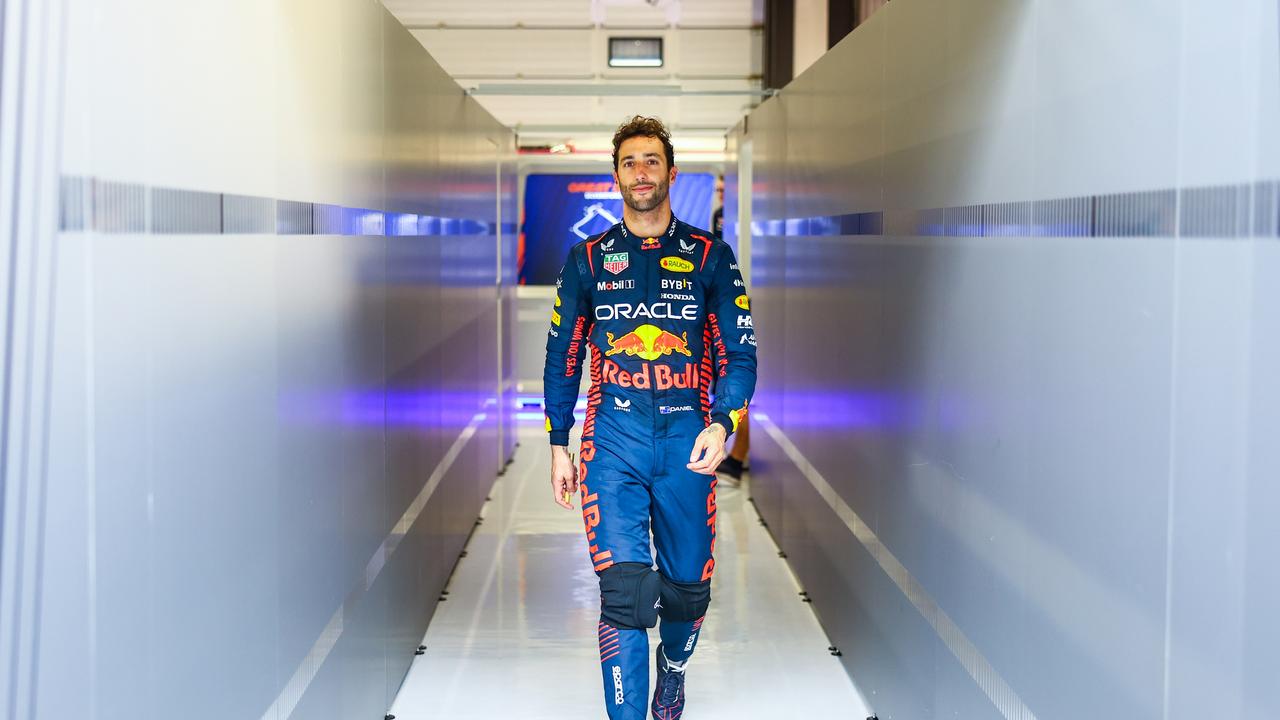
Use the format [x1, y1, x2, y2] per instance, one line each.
[544, 216, 756, 719]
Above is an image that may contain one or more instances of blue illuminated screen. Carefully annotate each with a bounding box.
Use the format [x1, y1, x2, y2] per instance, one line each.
[519, 173, 715, 285]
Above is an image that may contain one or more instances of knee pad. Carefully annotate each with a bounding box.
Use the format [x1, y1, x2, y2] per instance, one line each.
[598, 562, 663, 630]
[658, 576, 711, 622]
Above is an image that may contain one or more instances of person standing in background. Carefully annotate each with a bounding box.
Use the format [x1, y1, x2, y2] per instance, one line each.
[711, 174, 725, 239]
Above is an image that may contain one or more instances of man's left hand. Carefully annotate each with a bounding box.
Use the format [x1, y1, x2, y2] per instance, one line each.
[687, 423, 728, 475]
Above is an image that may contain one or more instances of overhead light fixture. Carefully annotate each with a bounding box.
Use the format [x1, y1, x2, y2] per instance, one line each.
[609, 37, 663, 68]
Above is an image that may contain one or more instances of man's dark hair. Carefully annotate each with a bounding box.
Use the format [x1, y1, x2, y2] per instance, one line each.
[612, 116, 675, 171]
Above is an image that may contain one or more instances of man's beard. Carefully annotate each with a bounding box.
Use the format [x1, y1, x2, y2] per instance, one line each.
[622, 176, 669, 212]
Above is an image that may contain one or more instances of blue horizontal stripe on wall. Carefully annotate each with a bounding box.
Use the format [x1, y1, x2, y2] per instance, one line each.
[767, 211, 885, 237]
[746, 180, 1279, 240]
[58, 176, 507, 238]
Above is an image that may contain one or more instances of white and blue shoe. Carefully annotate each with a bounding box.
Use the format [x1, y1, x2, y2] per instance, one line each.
[651, 643, 687, 720]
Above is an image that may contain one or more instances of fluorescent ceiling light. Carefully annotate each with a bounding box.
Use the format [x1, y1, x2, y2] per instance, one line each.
[608, 58, 663, 67]
[609, 37, 663, 68]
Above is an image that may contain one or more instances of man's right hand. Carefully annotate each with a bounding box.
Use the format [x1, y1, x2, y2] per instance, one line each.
[551, 445, 578, 510]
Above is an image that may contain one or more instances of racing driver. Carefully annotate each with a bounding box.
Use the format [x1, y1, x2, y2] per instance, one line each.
[544, 115, 756, 719]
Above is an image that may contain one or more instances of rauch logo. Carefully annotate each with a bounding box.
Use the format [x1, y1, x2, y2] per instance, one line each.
[660, 257, 694, 273]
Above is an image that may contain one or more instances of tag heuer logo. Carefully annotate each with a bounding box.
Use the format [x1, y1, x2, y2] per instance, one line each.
[603, 252, 629, 275]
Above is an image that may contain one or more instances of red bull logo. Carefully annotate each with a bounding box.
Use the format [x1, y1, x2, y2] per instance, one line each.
[605, 324, 691, 361]
[601, 358, 699, 391]
[641, 237, 661, 250]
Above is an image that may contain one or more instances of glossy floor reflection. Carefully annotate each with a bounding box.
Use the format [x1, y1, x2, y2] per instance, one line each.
[389, 421, 869, 719]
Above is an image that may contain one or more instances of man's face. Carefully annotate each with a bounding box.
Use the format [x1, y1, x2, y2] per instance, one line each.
[614, 135, 676, 212]
[715, 178, 724, 204]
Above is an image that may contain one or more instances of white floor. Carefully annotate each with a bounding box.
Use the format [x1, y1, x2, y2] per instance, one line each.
[389, 421, 870, 720]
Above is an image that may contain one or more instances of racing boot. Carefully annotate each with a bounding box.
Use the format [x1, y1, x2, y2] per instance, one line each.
[650, 643, 688, 720]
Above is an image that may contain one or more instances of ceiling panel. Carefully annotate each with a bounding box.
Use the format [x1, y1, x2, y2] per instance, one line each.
[385, 0, 764, 145]
[472, 92, 757, 131]
[383, 0, 760, 28]
[676, 28, 763, 76]
[676, 0, 760, 27]
[383, 0, 592, 27]
[411, 27, 760, 79]
[411, 29, 596, 77]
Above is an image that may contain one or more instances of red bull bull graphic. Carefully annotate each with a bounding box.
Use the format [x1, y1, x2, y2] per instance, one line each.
[651, 329, 691, 357]
[640, 237, 661, 250]
[605, 324, 692, 361]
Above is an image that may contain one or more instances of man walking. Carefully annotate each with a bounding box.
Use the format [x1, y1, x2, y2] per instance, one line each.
[544, 116, 756, 719]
